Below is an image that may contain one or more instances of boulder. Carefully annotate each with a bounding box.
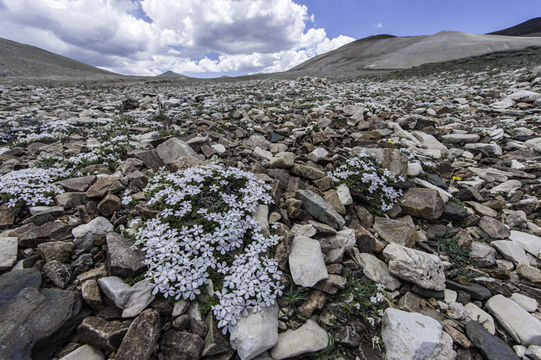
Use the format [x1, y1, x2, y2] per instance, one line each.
[270, 319, 328, 359]
[289, 236, 328, 287]
[401, 188, 444, 220]
[106, 233, 146, 278]
[155, 138, 201, 164]
[97, 276, 155, 318]
[466, 321, 519, 360]
[77, 316, 130, 351]
[72, 216, 113, 251]
[373, 217, 417, 247]
[296, 189, 345, 230]
[115, 309, 161, 360]
[0, 236, 18, 270]
[160, 330, 204, 360]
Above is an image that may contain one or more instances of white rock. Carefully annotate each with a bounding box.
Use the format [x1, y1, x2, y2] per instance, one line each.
[59, 345, 105, 360]
[319, 228, 356, 263]
[254, 205, 270, 237]
[0, 237, 17, 271]
[72, 216, 113, 251]
[464, 303, 495, 334]
[444, 289, 457, 304]
[413, 131, 447, 153]
[442, 133, 480, 143]
[487, 294, 541, 345]
[211, 143, 226, 154]
[413, 178, 452, 202]
[447, 302, 465, 320]
[271, 319, 328, 360]
[382, 308, 456, 360]
[97, 276, 155, 318]
[508, 90, 541, 102]
[527, 345, 541, 360]
[490, 180, 522, 195]
[289, 236, 328, 287]
[308, 147, 328, 162]
[510, 230, 541, 258]
[155, 137, 200, 164]
[464, 143, 502, 156]
[514, 345, 527, 357]
[356, 252, 401, 291]
[492, 240, 530, 265]
[511, 293, 538, 312]
[335, 183, 353, 206]
[407, 163, 423, 177]
[382, 243, 446, 291]
[525, 138, 541, 152]
[290, 224, 317, 238]
[229, 304, 279, 360]
[253, 146, 273, 161]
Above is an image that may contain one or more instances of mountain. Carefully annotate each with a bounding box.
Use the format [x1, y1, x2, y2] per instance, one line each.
[0, 37, 122, 81]
[489, 17, 541, 37]
[288, 31, 541, 75]
[156, 70, 189, 79]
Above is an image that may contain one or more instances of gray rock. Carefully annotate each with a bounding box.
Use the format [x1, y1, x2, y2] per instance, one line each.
[441, 133, 480, 143]
[511, 293, 538, 313]
[354, 147, 408, 176]
[106, 233, 146, 278]
[296, 189, 345, 230]
[37, 241, 74, 263]
[355, 252, 401, 291]
[81, 279, 103, 312]
[160, 330, 204, 360]
[42, 260, 72, 289]
[464, 143, 502, 156]
[373, 217, 417, 247]
[289, 236, 328, 287]
[230, 304, 279, 360]
[466, 320, 519, 360]
[319, 227, 356, 263]
[464, 303, 495, 334]
[0, 267, 42, 305]
[382, 308, 456, 360]
[383, 243, 446, 291]
[270, 319, 328, 360]
[469, 241, 497, 267]
[97, 276, 155, 318]
[510, 230, 541, 258]
[486, 294, 541, 345]
[115, 309, 161, 360]
[401, 188, 444, 220]
[308, 147, 328, 162]
[57, 176, 96, 192]
[0, 287, 87, 360]
[58, 345, 104, 360]
[269, 152, 295, 168]
[479, 216, 510, 239]
[77, 316, 130, 351]
[72, 216, 113, 251]
[254, 205, 270, 237]
[492, 240, 530, 265]
[155, 137, 200, 164]
[0, 236, 17, 271]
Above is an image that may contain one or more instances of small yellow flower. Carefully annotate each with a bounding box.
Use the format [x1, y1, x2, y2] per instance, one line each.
[387, 139, 394, 144]
[452, 176, 462, 181]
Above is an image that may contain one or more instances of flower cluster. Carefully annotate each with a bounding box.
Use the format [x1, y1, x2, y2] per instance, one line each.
[330, 152, 402, 213]
[339, 278, 388, 328]
[0, 167, 68, 207]
[135, 164, 283, 333]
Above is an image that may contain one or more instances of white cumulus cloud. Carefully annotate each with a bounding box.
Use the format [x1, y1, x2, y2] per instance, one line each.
[0, 0, 354, 76]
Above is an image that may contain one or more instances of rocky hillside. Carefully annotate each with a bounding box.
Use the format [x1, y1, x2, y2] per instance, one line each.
[489, 17, 541, 37]
[0, 37, 124, 81]
[288, 31, 541, 75]
[0, 51, 540, 360]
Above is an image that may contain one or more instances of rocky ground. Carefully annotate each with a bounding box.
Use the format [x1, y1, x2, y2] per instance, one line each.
[0, 53, 541, 360]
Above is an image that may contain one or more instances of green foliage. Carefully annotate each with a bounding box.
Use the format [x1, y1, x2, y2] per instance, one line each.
[280, 280, 310, 318]
[303, 334, 344, 360]
[427, 236, 474, 278]
[125, 273, 146, 286]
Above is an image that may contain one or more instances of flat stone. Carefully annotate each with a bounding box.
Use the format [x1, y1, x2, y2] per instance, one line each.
[464, 143, 502, 156]
[291, 164, 326, 180]
[318, 227, 356, 263]
[156, 137, 200, 164]
[160, 330, 204, 360]
[229, 304, 278, 360]
[382, 308, 456, 360]
[490, 180, 522, 195]
[115, 309, 161, 360]
[464, 303, 495, 334]
[308, 147, 328, 162]
[373, 217, 417, 247]
[0, 204, 15, 227]
[97, 276, 155, 318]
[55, 192, 88, 209]
[86, 176, 121, 199]
[42, 260, 72, 289]
[0, 287, 86, 360]
[57, 176, 96, 192]
[296, 189, 345, 230]
[517, 264, 541, 283]
[335, 183, 353, 206]
[492, 240, 530, 265]
[72, 216, 113, 251]
[59, 345, 104, 360]
[442, 133, 480, 143]
[466, 320, 519, 360]
[203, 312, 231, 357]
[0, 237, 17, 270]
[270, 319, 328, 360]
[269, 152, 295, 168]
[81, 279, 103, 312]
[486, 294, 541, 346]
[479, 216, 510, 239]
[469, 241, 497, 267]
[510, 230, 541, 258]
[401, 188, 445, 220]
[0, 267, 41, 305]
[356, 252, 401, 291]
[97, 194, 121, 216]
[446, 280, 492, 301]
[383, 243, 445, 290]
[77, 316, 130, 351]
[511, 293, 538, 312]
[37, 241, 74, 263]
[106, 232, 146, 278]
[289, 236, 328, 287]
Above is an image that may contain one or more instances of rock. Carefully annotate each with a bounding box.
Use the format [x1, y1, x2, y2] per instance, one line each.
[291, 164, 326, 179]
[334, 326, 361, 348]
[97, 193, 121, 216]
[382, 308, 456, 360]
[525, 137, 541, 152]
[446, 280, 492, 301]
[373, 217, 417, 247]
[490, 180, 522, 195]
[401, 188, 444, 220]
[492, 240, 530, 265]
[97, 276, 155, 318]
[244, 135, 270, 150]
[86, 176, 121, 198]
[56, 192, 88, 209]
[296, 189, 345, 230]
[511, 293, 538, 312]
[314, 274, 346, 295]
[469, 241, 497, 267]
[203, 312, 231, 357]
[289, 236, 328, 287]
[442, 133, 480, 143]
[77, 316, 130, 351]
[230, 304, 279, 360]
[0, 236, 17, 270]
[382, 243, 446, 291]
[517, 264, 541, 283]
[253, 146, 273, 161]
[254, 204, 270, 237]
[0, 267, 41, 305]
[270, 319, 328, 360]
[42, 260, 72, 289]
[81, 279, 103, 311]
[319, 227, 356, 263]
[156, 137, 200, 164]
[355, 252, 401, 291]
[443, 202, 467, 220]
[335, 183, 353, 206]
[464, 303, 495, 334]
[72, 216, 113, 251]
[465, 320, 519, 360]
[115, 309, 161, 360]
[308, 147, 328, 162]
[269, 152, 295, 168]
[0, 287, 86, 360]
[464, 143, 502, 156]
[160, 330, 204, 360]
[479, 216, 510, 239]
[106, 232, 146, 278]
[510, 230, 541, 258]
[37, 241, 74, 263]
[356, 148, 408, 176]
[486, 294, 541, 345]
[407, 163, 423, 176]
[57, 176, 96, 192]
[58, 345, 105, 360]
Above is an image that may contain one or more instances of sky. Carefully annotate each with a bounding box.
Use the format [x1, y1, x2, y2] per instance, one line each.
[0, 0, 540, 78]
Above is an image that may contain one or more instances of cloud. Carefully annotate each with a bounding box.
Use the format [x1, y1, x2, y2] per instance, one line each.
[374, 22, 383, 30]
[0, 0, 354, 76]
